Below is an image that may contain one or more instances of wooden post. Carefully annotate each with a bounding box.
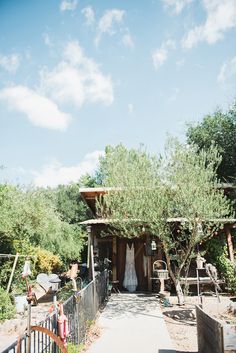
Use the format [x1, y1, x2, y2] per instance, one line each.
[91, 243, 95, 282]
[226, 226, 234, 264]
[90, 242, 97, 313]
[112, 236, 117, 281]
[147, 256, 152, 292]
[7, 253, 19, 293]
[87, 226, 91, 279]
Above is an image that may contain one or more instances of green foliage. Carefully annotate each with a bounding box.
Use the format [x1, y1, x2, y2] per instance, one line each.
[42, 183, 89, 224]
[79, 173, 99, 188]
[97, 140, 233, 299]
[0, 287, 15, 321]
[186, 102, 236, 181]
[67, 342, 79, 353]
[0, 184, 85, 261]
[35, 248, 62, 273]
[0, 182, 87, 294]
[97, 144, 163, 233]
[207, 237, 236, 292]
[67, 342, 85, 353]
[57, 281, 74, 301]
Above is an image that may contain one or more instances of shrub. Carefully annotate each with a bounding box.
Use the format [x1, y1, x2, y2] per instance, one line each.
[0, 287, 15, 321]
[35, 248, 62, 273]
[207, 237, 236, 292]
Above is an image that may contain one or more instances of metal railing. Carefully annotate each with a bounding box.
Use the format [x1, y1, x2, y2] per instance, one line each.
[2, 270, 109, 353]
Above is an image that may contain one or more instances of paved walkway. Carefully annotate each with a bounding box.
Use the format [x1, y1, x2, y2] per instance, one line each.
[87, 293, 176, 353]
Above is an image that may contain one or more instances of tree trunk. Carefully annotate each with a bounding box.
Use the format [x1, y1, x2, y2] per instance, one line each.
[162, 243, 186, 305]
[175, 279, 185, 305]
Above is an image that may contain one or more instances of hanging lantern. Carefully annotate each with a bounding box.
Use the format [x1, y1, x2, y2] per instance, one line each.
[151, 240, 157, 251]
[22, 259, 31, 278]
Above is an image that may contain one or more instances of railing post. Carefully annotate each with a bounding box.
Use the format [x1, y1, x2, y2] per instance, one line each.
[26, 301, 31, 353]
[75, 294, 80, 344]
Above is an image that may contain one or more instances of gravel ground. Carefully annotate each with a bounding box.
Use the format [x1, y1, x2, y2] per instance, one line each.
[160, 295, 235, 353]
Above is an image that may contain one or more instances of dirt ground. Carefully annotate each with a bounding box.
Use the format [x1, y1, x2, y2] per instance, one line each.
[0, 302, 51, 351]
[160, 295, 236, 353]
[1, 293, 235, 353]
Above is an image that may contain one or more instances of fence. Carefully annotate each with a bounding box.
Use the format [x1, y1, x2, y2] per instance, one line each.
[2, 270, 109, 353]
[196, 304, 236, 353]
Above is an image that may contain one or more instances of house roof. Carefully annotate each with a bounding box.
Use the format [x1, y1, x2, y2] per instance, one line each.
[80, 217, 236, 226]
[80, 187, 119, 215]
[79, 186, 236, 224]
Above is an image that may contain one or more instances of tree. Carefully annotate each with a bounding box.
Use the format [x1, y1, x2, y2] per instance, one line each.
[97, 141, 233, 304]
[38, 181, 93, 263]
[186, 102, 236, 182]
[41, 183, 89, 224]
[0, 184, 85, 291]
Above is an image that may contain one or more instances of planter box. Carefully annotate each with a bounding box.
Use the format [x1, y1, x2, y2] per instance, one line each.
[196, 305, 236, 353]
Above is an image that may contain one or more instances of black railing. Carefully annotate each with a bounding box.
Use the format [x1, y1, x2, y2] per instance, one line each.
[1, 270, 109, 353]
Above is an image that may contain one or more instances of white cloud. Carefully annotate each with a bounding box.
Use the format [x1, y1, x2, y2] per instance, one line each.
[122, 33, 134, 48]
[182, 0, 236, 49]
[217, 56, 236, 84]
[0, 85, 70, 130]
[152, 48, 168, 70]
[0, 53, 20, 73]
[95, 9, 125, 46]
[33, 150, 104, 187]
[162, 0, 193, 14]
[81, 6, 95, 26]
[165, 39, 176, 50]
[60, 0, 78, 12]
[152, 39, 175, 70]
[40, 41, 114, 107]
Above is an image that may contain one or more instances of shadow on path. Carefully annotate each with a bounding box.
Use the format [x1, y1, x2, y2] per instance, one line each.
[102, 293, 163, 319]
[163, 309, 196, 326]
[158, 351, 197, 353]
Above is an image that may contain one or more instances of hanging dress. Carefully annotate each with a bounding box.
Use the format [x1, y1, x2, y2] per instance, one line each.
[123, 243, 138, 292]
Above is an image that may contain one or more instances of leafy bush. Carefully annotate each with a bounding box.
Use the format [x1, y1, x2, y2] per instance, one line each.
[0, 287, 15, 321]
[35, 248, 62, 273]
[207, 237, 236, 292]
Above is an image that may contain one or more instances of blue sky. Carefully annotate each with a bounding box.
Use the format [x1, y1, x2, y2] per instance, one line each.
[0, 0, 236, 187]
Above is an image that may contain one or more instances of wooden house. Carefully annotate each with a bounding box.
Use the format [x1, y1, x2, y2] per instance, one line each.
[80, 187, 236, 292]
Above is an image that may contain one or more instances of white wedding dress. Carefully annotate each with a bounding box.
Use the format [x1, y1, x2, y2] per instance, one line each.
[123, 244, 138, 292]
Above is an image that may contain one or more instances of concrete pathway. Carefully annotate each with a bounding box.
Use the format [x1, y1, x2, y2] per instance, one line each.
[87, 293, 176, 353]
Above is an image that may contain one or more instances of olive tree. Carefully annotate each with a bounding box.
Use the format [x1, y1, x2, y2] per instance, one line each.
[97, 140, 233, 304]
